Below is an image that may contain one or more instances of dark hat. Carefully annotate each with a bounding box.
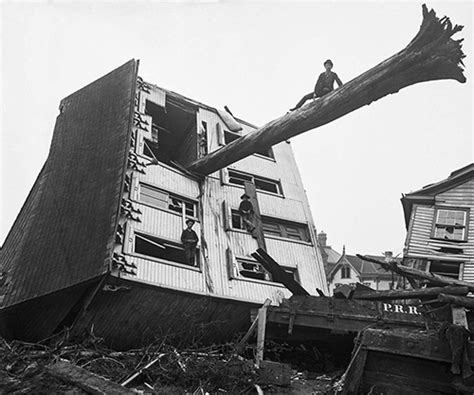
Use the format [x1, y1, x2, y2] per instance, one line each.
[324, 59, 333, 66]
[186, 218, 195, 225]
[241, 193, 250, 199]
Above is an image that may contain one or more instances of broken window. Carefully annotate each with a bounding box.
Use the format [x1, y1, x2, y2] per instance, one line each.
[429, 260, 461, 279]
[139, 183, 197, 218]
[341, 266, 351, 279]
[227, 170, 282, 195]
[261, 217, 310, 242]
[433, 208, 468, 241]
[144, 98, 197, 167]
[134, 233, 199, 267]
[235, 258, 298, 283]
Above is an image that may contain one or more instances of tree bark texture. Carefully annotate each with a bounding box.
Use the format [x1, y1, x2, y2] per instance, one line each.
[187, 5, 465, 175]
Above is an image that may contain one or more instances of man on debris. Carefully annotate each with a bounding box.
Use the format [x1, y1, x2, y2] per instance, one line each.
[290, 59, 343, 111]
[239, 194, 256, 232]
[181, 219, 199, 266]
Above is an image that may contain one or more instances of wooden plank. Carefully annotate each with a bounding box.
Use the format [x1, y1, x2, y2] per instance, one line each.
[256, 304, 268, 368]
[341, 346, 367, 395]
[244, 182, 266, 251]
[354, 285, 469, 301]
[186, 5, 465, 175]
[47, 360, 138, 394]
[252, 249, 310, 296]
[235, 298, 272, 353]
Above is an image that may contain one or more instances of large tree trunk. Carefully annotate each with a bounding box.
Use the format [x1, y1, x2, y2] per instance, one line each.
[187, 5, 465, 175]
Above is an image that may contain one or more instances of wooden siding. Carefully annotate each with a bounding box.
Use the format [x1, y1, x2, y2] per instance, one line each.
[404, 180, 474, 281]
[0, 60, 137, 309]
[114, 93, 328, 302]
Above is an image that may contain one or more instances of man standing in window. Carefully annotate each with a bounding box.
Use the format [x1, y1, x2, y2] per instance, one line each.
[239, 194, 256, 232]
[181, 219, 199, 266]
[290, 59, 343, 111]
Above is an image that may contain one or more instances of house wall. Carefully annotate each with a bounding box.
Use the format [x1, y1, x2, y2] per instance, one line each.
[119, 85, 328, 304]
[328, 266, 359, 295]
[404, 179, 474, 281]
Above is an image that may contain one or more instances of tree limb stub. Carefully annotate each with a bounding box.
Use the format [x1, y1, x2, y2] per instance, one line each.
[187, 5, 465, 176]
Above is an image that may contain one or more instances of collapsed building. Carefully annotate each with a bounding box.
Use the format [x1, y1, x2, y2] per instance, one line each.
[0, 61, 328, 348]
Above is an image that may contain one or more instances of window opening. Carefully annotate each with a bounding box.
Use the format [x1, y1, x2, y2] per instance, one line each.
[135, 233, 198, 267]
[139, 183, 197, 218]
[429, 260, 461, 279]
[433, 208, 468, 241]
[227, 170, 282, 195]
[341, 265, 351, 279]
[261, 217, 310, 242]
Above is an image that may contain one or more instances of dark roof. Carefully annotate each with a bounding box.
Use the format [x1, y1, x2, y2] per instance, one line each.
[0, 60, 138, 309]
[401, 163, 474, 228]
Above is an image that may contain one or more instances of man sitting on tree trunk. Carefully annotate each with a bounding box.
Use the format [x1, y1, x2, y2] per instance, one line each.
[181, 219, 199, 266]
[290, 59, 343, 111]
[239, 194, 256, 233]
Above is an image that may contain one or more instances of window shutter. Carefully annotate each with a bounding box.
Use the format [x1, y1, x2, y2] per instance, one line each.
[216, 123, 225, 146]
[226, 248, 238, 279]
[222, 200, 231, 231]
[219, 168, 229, 185]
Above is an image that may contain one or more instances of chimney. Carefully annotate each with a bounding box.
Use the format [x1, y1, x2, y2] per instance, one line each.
[384, 251, 393, 262]
[317, 231, 327, 247]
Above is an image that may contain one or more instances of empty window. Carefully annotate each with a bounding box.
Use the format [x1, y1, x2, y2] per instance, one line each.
[227, 170, 282, 195]
[261, 217, 310, 242]
[236, 258, 298, 283]
[231, 210, 244, 230]
[139, 183, 197, 218]
[341, 266, 351, 279]
[429, 260, 461, 279]
[135, 233, 198, 267]
[433, 208, 468, 241]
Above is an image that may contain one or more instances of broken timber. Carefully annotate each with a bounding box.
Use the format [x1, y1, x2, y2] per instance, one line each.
[357, 254, 474, 293]
[354, 285, 469, 301]
[187, 5, 465, 175]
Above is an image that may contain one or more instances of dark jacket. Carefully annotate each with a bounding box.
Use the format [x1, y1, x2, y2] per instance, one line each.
[239, 200, 253, 215]
[314, 71, 342, 97]
[181, 229, 199, 246]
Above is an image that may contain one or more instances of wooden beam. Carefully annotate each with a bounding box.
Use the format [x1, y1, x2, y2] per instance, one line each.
[438, 294, 474, 309]
[354, 285, 469, 301]
[235, 298, 272, 353]
[357, 255, 474, 293]
[252, 248, 310, 296]
[187, 5, 465, 175]
[244, 181, 266, 250]
[256, 303, 268, 368]
[47, 360, 138, 394]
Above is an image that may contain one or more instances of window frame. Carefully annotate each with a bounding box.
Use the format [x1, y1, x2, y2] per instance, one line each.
[261, 216, 311, 243]
[132, 231, 201, 270]
[138, 182, 199, 220]
[431, 206, 469, 243]
[234, 256, 299, 285]
[340, 265, 351, 279]
[226, 169, 283, 196]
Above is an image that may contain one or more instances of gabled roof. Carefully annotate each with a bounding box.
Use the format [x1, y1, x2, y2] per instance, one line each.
[327, 253, 401, 282]
[401, 163, 474, 228]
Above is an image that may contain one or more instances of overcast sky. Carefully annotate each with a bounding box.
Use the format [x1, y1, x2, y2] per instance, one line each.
[1, 1, 472, 256]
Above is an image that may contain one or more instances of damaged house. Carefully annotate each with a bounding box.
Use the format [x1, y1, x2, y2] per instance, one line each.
[401, 164, 474, 281]
[0, 60, 328, 348]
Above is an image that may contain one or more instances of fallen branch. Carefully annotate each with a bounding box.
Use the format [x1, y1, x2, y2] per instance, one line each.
[354, 285, 469, 301]
[438, 294, 474, 309]
[187, 5, 465, 175]
[47, 360, 137, 394]
[356, 255, 474, 293]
